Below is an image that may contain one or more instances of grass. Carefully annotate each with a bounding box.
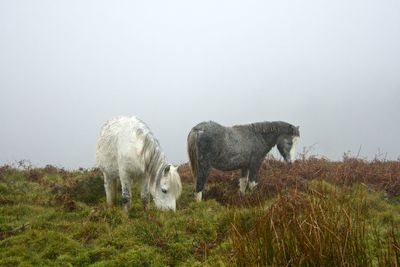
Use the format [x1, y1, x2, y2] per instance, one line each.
[0, 157, 399, 266]
[231, 181, 399, 266]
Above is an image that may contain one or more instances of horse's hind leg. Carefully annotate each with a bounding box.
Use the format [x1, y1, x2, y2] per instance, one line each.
[248, 161, 262, 191]
[195, 165, 210, 202]
[239, 169, 249, 194]
[103, 172, 117, 206]
[111, 178, 118, 205]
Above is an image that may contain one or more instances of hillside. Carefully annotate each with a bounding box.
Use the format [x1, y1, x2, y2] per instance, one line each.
[1, 157, 399, 266]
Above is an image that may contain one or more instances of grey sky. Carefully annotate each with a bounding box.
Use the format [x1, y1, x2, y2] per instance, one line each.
[0, 0, 399, 169]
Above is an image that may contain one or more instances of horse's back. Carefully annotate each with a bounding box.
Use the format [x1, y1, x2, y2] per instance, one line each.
[190, 121, 223, 132]
[189, 121, 227, 147]
[96, 116, 146, 175]
[190, 121, 255, 146]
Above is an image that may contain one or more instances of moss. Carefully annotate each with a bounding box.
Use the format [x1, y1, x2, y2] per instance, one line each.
[0, 205, 48, 232]
[72, 174, 105, 205]
[73, 222, 110, 244]
[0, 230, 88, 266]
[85, 247, 118, 263]
[131, 217, 163, 245]
[87, 205, 127, 226]
[122, 246, 167, 266]
[92, 246, 167, 267]
[0, 163, 399, 266]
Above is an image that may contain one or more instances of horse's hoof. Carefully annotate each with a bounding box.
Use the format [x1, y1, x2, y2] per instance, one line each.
[195, 192, 203, 202]
[249, 181, 258, 190]
[123, 204, 131, 214]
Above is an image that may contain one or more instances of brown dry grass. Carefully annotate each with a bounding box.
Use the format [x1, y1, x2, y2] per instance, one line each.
[178, 156, 400, 207]
[177, 156, 400, 266]
[1, 157, 399, 266]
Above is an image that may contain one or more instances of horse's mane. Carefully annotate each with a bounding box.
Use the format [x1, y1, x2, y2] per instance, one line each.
[135, 121, 168, 186]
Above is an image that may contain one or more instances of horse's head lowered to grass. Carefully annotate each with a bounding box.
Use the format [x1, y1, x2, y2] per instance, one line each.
[96, 116, 182, 213]
[152, 164, 182, 211]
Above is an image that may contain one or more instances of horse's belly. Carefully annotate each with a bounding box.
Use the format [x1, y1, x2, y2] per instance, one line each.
[211, 156, 248, 171]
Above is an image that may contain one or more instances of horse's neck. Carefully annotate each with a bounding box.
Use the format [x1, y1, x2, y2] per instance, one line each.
[146, 156, 167, 187]
[260, 134, 278, 152]
[249, 123, 279, 145]
[154, 159, 168, 178]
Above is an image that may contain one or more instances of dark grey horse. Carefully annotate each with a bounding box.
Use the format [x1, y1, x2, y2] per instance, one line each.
[187, 121, 300, 201]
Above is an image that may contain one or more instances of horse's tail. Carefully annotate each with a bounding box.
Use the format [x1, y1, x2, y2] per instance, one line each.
[187, 128, 199, 180]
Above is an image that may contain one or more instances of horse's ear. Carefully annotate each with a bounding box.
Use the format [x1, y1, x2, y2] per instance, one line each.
[164, 165, 171, 174]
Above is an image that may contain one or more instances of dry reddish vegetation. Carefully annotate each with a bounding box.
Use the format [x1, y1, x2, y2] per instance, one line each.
[1, 158, 399, 266]
[178, 157, 400, 266]
[178, 156, 400, 206]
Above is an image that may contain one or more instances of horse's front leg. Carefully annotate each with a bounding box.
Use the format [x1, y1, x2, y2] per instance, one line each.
[239, 169, 249, 194]
[140, 178, 150, 211]
[248, 161, 262, 191]
[248, 179, 258, 190]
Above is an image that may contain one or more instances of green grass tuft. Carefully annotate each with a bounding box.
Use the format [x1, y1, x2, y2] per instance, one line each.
[0, 159, 399, 266]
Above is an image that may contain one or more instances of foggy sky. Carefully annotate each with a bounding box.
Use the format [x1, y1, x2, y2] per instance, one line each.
[1, 0, 399, 169]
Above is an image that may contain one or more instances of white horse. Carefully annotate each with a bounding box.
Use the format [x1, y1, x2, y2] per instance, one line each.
[96, 116, 182, 212]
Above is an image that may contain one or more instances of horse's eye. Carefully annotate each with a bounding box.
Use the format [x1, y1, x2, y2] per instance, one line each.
[161, 189, 167, 194]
